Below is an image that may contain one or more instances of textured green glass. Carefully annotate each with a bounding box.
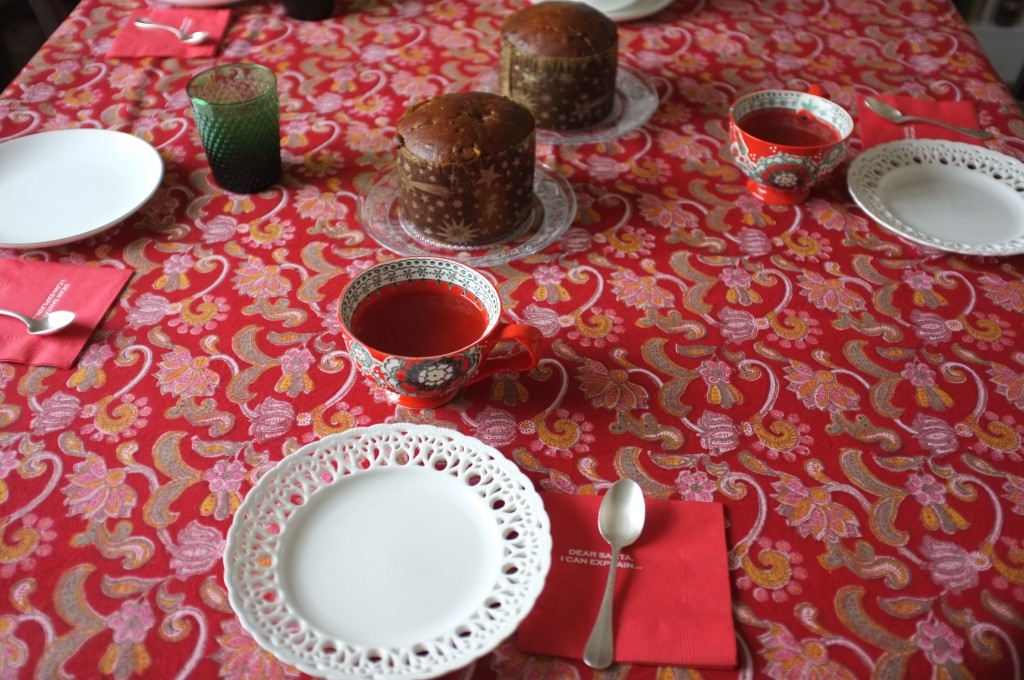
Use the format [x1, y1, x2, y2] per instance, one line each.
[187, 64, 281, 194]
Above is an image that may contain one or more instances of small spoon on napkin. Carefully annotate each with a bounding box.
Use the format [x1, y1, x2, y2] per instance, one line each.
[133, 17, 210, 45]
[583, 478, 646, 669]
[864, 97, 993, 140]
[0, 309, 76, 335]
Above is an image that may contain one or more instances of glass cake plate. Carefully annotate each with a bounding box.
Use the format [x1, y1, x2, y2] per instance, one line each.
[224, 424, 552, 680]
[469, 66, 659, 146]
[359, 162, 576, 267]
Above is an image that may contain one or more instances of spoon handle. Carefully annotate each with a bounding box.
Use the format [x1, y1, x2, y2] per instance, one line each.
[0, 308, 32, 328]
[895, 115, 993, 140]
[134, 17, 186, 40]
[583, 546, 621, 669]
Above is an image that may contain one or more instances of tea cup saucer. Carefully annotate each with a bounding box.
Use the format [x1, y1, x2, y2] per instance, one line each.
[359, 163, 576, 267]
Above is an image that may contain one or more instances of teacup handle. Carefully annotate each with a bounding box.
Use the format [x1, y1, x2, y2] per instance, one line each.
[466, 323, 543, 386]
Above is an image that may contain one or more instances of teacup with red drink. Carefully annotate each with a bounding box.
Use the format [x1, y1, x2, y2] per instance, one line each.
[729, 89, 853, 205]
[339, 257, 543, 408]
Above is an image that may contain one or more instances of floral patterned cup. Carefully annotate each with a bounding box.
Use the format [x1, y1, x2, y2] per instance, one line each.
[729, 89, 853, 206]
[338, 257, 543, 409]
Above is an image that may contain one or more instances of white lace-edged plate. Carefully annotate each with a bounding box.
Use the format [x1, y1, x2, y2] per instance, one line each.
[848, 140, 1024, 256]
[224, 424, 552, 680]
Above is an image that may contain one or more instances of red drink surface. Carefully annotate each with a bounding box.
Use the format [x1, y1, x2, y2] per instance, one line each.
[739, 109, 840, 147]
[350, 281, 489, 357]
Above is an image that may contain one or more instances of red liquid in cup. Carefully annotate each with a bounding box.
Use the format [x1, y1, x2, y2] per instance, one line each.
[739, 109, 840, 147]
[350, 281, 490, 357]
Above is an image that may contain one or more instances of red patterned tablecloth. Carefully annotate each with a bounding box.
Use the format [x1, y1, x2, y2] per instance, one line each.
[3, 0, 1024, 678]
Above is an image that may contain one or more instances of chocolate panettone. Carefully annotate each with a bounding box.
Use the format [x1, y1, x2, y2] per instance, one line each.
[394, 91, 537, 247]
[499, 1, 619, 131]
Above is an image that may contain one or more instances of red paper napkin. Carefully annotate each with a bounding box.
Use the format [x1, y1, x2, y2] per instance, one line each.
[517, 491, 736, 669]
[108, 9, 231, 59]
[0, 259, 132, 369]
[858, 94, 984, 149]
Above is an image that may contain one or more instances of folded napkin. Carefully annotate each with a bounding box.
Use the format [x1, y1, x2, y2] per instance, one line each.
[859, 94, 984, 149]
[0, 259, 132, 369]
[108, 9, 231, 59]
[517, 491, 736, 669]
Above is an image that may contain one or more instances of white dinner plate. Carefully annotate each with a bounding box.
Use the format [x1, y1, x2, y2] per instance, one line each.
[848, 140, 1024, 256]
[0, 129, 163, 249]
[224, 424, 551, 680]
[532, 0, 674, 21]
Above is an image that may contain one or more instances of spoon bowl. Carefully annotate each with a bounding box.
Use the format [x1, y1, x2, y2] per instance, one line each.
[133, 17, 210, 45]
[0, 309, 76, 335]
[583, 478, 646, 669]
[863, 96, 993, 140]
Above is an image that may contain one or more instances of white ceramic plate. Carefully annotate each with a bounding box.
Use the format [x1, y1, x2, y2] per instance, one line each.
[848, 140, 1024, 256]
[224, 424, 551, 680]
[0, 129, 163, 249]
[532, 0, 674, 21]
[359, 163, 576, 267]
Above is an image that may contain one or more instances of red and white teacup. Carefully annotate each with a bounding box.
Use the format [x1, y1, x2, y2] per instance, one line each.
[729, 89, 854, 205]
[338, 257, 543, 409]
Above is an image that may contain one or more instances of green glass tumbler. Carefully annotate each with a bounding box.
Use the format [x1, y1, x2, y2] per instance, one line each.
[187, 63, 282, 194]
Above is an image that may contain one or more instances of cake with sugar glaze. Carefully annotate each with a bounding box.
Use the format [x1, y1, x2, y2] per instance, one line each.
[394, 91, 536, 247]
[499, 1, 619, 131]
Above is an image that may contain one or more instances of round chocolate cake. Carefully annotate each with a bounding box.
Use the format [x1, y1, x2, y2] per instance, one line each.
[394, 91, 537, 247]
[499, 1, 619, 131]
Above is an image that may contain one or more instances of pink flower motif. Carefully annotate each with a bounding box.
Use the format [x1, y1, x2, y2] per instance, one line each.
[758, 624, 852, 678]
[911, 310, 955, 345]
[125, 292, 174, 328]
[718, 307, 762, 343]
[920, 536, 990, 594]
[694, 412, 740, 455]
[785, 362, 860, 413]
[280, 347, 314, 374]
[912, 618, 964, 665]
[577, 360, 650, 411]
[913, 415, 959, 457]
[233, 258, 292, 299]
[979, 274, 1024, 312]
[901, 361, 937, 387]
[609, 269, 674, 310]
[906, 473, 946, 505]
[31, 392, 80, 434]
[164, 253, 194, 275]
[62, 457, 137, 521]
[522, 305, 564, 338]
[988, 364, 1024, 407]
[79, 344, 115, 368]
[473, 407, 518, 447]
[206, 460, 246, 494]
[200, 216, 239, 243]
[0, 448, 17, 478]
[214, 619, 300, 680]
[248, 398, 295, 443]
[797, 271, 866, 312]
[534, 265, 564, 286]
[108, 600, 155, 644]
[676, 471, 716, 501]
[156, 347, 220, 399]
[772, 476, 861, 541]
[698, 359, 732, 385]
[169, 521, 226, 580]
[738, 228, 772, 257]
[902, 269, 935, 290]
[719, 267, 751, 288]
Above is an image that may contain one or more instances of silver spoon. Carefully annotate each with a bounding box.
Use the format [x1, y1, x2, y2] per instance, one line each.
[583, 478, 646, 670]
[0, 309, 76, 335]
[133, 17, 210, 45]
[864, 96, 993, 140]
